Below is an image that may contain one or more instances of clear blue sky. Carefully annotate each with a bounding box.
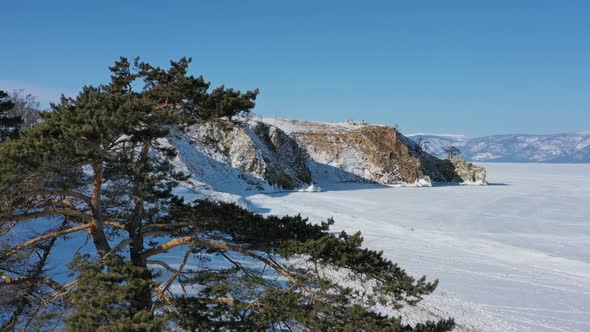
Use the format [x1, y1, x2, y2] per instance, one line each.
[1, 1, 589, 136]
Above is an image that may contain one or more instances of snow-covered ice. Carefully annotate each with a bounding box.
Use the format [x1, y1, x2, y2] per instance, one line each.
[245, 163, 590, 332]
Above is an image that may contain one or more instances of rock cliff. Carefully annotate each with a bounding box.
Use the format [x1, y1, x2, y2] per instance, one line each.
[264, 119, 487, 185]
[174, 120, 311, 191]
[169, 119, 486, 194]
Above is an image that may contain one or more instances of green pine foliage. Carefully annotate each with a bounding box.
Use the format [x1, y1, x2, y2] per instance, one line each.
[66, 255, 165, 332]
[0, 58, 454, 331]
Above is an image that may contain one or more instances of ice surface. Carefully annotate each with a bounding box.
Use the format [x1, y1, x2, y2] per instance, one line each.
[246, 163, 590, 332]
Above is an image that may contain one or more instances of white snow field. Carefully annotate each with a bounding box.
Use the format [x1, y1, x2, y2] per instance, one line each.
[244, 163, 590, 332]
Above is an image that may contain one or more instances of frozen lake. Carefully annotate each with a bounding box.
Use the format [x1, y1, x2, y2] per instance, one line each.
[248, 163, 590, 332]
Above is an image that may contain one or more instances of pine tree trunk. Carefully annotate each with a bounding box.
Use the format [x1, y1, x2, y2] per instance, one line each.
[127, 142, 153, 311]
[90, 163, 111, 256]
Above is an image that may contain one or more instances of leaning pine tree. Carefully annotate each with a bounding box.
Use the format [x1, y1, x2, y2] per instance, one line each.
[0, 57, 454, 331]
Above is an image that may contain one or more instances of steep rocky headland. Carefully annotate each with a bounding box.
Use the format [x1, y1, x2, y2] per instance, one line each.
[265, 119, 486, 186]
[169, 119, 487, 193]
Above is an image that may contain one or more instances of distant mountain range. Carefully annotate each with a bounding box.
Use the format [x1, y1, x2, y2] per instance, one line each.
[407, 133, 590, 163]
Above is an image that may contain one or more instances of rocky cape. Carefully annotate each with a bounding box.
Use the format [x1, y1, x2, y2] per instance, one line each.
[167, 119, 487, 195]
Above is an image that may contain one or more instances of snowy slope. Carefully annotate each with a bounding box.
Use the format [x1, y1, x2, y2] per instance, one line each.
[408, 133, 590, 163]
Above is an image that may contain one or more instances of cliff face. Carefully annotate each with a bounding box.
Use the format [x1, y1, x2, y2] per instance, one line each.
[266, 119, 487, 185]
[177, 120, 311, 190]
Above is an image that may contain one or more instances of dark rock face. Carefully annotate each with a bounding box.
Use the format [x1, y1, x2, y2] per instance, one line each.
[250, 121, 312, 189]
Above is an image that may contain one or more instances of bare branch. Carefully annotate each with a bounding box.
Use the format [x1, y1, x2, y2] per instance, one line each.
[143, 222, 194, 231]
[104, 220, 126, 230]
[155, 296, 237, 307]
[191, 297, 236, 305]
[0, 221, 17, 237]
[147, 260, 183, 274]
[220, 251, 256, 279]
[141, 236, 195, 257]
[38, 190, 92, 205]
[21, 280, 78, 332]
[3, 224, 93, 257]
[142, 236, 317, 297]
[0, 208, 90, 223]
[0, 274, 64, 291]
[157, 244, 193, 301]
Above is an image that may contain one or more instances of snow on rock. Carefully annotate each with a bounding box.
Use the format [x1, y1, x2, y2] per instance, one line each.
[166, 118, 487, 195]
[167, 120, 312, 198]
[414, 177, 433, 187]
[264, 118, 487, 185]
[298, 183, 322, 192]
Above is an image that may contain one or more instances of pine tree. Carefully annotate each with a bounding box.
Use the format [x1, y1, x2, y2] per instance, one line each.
[7, 90, 43, 129]
[0, 91, 53, 331]
[0, 90, 22, 142]
[0, 58, 454, 331]
[444, 146, 461, 159]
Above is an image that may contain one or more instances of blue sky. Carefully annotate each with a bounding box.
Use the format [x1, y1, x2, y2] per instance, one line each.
[1, 1, 588, 136]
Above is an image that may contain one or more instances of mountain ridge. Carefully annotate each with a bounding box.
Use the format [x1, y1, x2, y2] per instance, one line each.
[408, 132, 590, 163]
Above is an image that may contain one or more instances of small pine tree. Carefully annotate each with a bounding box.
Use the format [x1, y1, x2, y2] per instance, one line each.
[444, 146, 461, 159]
[416, 137, 431, 153]
[8, 89, 43, 129]
[0, 90, 22, 142]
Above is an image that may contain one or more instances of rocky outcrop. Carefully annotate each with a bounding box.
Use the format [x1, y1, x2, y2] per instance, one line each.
[171, 118, 486, 191]
[449, 157, 487, 183]
[266, 119, 487, 185]
[180, 120, 311, 190]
